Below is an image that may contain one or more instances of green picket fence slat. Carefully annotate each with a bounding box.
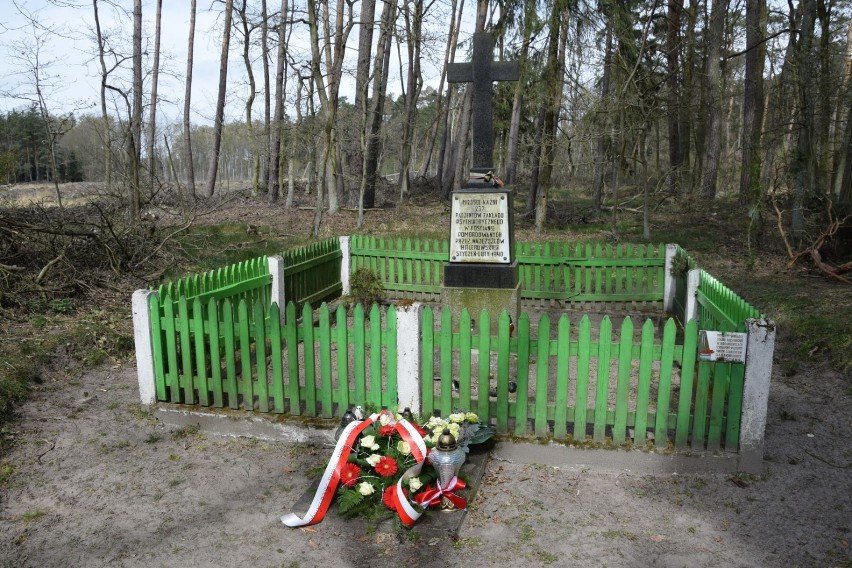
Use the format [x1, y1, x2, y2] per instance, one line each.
[554, 315, 570, 439]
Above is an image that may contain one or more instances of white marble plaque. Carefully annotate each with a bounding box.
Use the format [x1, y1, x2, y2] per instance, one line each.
[698, 331, 748, 363]
[450, 192, 510, 263]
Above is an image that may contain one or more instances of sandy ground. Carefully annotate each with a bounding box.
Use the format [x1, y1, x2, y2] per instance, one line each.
[0, 354, 849, 568]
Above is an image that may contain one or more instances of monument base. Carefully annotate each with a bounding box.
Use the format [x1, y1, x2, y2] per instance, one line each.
[441, 282, 521, 334]
[443, 261, 518, 288]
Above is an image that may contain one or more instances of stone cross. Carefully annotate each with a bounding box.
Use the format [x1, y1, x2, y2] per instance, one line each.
[447, 32, 519, 174]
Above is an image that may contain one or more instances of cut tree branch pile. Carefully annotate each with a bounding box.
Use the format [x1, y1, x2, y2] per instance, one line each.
[771, 196, 851, 284]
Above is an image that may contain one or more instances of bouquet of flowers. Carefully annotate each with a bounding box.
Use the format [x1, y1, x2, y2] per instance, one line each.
[336, 410, 492, 518]
[280, 408, 493, 528]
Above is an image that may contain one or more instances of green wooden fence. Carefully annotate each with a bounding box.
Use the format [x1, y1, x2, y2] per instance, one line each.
[141, 237, 761, 452]
[419, 307, 739, 450]
[697, 269, 761, 333]
[156, 257, 271, 310]
[350, 236, 448, 296]
[350, 236, 666, 303]
[146, 293, 742, 451]
[149, 297, 396, 416]
[280, 237, 342, 306]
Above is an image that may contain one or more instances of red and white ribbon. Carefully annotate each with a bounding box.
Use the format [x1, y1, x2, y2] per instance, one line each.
[413, 476, 468, 511]
[280, 413, 379, 527]
[388, 419, 429, 527]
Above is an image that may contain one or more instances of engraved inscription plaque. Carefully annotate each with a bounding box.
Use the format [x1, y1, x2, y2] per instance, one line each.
[697, 331, 748, 363]
[450, 192, 510, 263]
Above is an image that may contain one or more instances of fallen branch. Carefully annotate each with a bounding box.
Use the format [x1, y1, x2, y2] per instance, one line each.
[770, 196, 851, 284]
[35, 252, 65, 284]
[0, 263, 24, 272]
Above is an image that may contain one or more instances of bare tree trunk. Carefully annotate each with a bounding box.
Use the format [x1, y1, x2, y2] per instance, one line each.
[261, 0, 271, 191]
[680, 0, 698, 189]
[181, 0, 197, 199]
[350, 0, 376, 195]
[526, 105, 546, 215]
[505, 3, 533, 186]
[790, 0, 818, 241]
[147, 0, 163, 187]
[435, 0, 466, 189]
[665, 0, 683, 193]
[92, 0, 112, 191]
[534, 3, 568, 236]
[592, 22, 613, 211]
[698, 0, 727, 199]
[237, 0, 259, 194]
[204, 0, 235, 198]
[833, 23, 852, 210]
[359, 0, 396, 221]
[397, 0, 424, 201]
[418, 0, 461, 179]
[268, 0, 288, 202]
[738, 0, 766, 208]
[130, 0, 142, 218]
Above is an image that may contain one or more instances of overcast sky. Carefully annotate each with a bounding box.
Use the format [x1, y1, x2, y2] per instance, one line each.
[0, 0, 484, 126]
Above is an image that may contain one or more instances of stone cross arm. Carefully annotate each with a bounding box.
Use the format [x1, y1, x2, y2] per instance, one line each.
[445, 32, 520, 172]
[446, 60, 520, 83]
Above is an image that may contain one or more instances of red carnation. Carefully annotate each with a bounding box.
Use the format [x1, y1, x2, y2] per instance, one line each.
[374, 456, 398, 478]
[379, 424, 395, 437]
[340, 463, 361, 487]
[382, 485, 408, 510]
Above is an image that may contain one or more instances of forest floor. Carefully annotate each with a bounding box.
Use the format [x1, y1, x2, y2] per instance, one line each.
[0, 181, 850, 567]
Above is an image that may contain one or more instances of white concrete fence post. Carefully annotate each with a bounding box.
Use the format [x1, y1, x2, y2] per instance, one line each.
[685, 268, 701, 324]
[268, 255, 286, 323]
[396, 302, 422, 415]
[739, 318, 777, 474]
[339, 236, 351, 296]
[132, 289, 157, 406]
[663, 243, 677, 313]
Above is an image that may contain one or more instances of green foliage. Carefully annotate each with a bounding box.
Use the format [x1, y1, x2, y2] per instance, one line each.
[0, 106, 80, 183]
[349, 267, 384, 305]
[0, 362, 32, 424]
[336, 487, 364, 515]
[49, 298, 74, 314]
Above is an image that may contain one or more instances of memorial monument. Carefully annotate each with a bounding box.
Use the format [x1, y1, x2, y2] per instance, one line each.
[442, 31, 520, 327]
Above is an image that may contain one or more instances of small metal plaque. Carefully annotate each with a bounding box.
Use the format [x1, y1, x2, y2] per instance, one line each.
[698, 331, 747, 363]
[450, 192, 510, 264]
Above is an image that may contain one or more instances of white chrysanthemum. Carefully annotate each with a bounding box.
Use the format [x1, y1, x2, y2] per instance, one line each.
[357, 482, 375, 496]
[366, 454, 382, 467]
[426, 416, 443, 428]
[448, 412, 465, 424]
[465, 412, 479, 423]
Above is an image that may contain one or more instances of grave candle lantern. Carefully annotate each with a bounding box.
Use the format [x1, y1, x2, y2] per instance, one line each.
[427, 428, 466, 510]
